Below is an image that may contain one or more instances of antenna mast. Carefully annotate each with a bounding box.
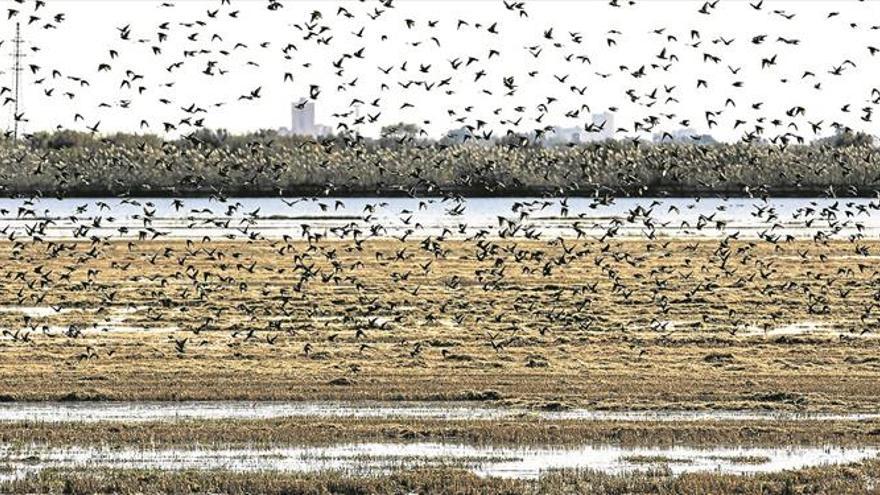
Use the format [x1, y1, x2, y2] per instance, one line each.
[12, 22, 24, 140]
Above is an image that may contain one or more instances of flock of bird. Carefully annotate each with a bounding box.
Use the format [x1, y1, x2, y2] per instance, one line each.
[1, 0, 880, 363]
[3, 193, 880, 364]
[3, 0, 880, 142]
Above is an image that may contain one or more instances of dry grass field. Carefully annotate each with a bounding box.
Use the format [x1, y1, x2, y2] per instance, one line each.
[0, 237, 878, 411]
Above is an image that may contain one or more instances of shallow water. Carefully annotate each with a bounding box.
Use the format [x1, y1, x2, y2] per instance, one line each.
[0, 401, 877, 423]
[0, 305, 177, 335]
[1, 196, 877, 240]
[0, 307, 69, 318]
[728, 321, 880, 339]
[0, 443, 875, 481]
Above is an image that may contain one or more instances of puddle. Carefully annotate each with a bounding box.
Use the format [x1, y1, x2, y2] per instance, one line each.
[1, 325, 177, 337]
[0, 306, 174, 335]
[769, 323, 830, 336]
[0, 401, 877, 423]
[0, 443, 875, 480]
[736, 322, 874, 338]
[0, 307, 71, 318]
[88, 324, 179, 334]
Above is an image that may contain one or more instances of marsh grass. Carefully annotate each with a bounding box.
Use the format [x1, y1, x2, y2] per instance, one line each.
[0, 417, 877, 448]
[705, 455, 772, 464]
[4, 461, 880, 495]
[0, 239, 879, 411]
[622, 455, 694, 465]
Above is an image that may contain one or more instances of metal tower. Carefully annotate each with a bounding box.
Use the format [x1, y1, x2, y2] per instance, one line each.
[11, 22, 24, 140]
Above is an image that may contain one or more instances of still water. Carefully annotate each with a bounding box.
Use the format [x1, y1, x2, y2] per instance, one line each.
[0, 196, 877, 239]
[0, 443, 876, 481]
[0, 401, 877, 423]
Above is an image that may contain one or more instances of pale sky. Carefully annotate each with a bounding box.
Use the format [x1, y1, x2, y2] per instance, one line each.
[2, 0, 880, 142]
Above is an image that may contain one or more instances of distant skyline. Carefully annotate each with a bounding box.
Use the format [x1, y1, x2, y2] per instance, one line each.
[2, 0, 880, 142]
[285, 98, 331, 138]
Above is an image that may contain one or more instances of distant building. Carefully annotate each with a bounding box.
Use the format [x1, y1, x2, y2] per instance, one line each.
[547, 126, 584, 144]
[287, 98, 330, 137]
[583, 112, 614, 142]
[653, 128, 717, 145]
[546, 113, 616, 144]
[291, 98, 316, 136]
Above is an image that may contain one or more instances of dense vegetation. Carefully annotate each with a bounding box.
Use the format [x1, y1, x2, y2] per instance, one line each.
[1, 129, 878, 197]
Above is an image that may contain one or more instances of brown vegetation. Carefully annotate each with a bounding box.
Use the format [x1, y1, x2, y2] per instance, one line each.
[0, 238, 878, 410]
[0, 416, 878, 448]
[4, 461, 880, 495]
[2, 130, 879, 196]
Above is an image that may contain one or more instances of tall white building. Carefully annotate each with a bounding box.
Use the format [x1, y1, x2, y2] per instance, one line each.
[287, 98, 331, 137]
[291, 98, 316, 136]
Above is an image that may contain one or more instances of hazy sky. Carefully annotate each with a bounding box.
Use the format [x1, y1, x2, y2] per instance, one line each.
[2, 0, 880, 142]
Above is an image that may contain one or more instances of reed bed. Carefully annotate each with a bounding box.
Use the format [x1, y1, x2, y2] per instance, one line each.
[2, 131, 879, 196]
